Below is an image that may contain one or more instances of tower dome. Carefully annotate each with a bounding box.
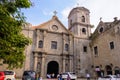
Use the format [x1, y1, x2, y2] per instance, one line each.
[68, 7, 90, 29]
[68, 6, 91, 38]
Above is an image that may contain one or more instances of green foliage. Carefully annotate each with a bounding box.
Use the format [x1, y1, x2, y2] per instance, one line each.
[0, 0, 32, 69]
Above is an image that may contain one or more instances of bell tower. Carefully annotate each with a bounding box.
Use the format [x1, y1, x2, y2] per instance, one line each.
[68, 7, 93, 77]
[68, 7, 92, 38]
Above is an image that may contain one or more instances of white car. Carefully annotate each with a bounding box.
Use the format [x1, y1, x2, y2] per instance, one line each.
[98, 75, 120, 80]
[4, 70, 16, 80]
[62, 72, 77, 80]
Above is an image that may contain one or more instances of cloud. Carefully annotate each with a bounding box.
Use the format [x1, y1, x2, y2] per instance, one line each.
[61, 7, 72, 21]
[60, 0, 90, 27]
[60, 4, 78, 27]
[60, 0, 120, 31]
[42, 10, 53, 16]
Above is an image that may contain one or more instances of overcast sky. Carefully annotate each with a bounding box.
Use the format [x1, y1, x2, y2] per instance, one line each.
[22, 0, 120, 32]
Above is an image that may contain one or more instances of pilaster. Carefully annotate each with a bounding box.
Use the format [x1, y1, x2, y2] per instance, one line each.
[34, 53, 38, 71]
[41, 54, 46, 78]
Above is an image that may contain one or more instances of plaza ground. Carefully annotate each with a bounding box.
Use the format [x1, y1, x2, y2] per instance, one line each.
[16, 78, 98, 80]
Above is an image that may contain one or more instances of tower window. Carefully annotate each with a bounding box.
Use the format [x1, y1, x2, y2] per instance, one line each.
[65, 44, 69, 51]
[81, 16, 85, 22]
[82, 28, 86, 34]
[110, 42, 114, 49]
[51, 41, 57, 49]
[94, 46, 98, 56]
[83, 46, 87, 52]
[38, 40, 43, 48]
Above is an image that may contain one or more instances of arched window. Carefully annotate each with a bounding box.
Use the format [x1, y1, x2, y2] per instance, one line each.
[99, 27, 104, 33]
[82, 16, 85, 22]
[82, 28, 86, 34]
[38, 40, 43, 48]
[65, 44, 69, 51]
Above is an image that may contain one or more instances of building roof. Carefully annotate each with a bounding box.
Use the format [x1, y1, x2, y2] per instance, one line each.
[90, 17, 120, 39]
[68, 7, 90, 18]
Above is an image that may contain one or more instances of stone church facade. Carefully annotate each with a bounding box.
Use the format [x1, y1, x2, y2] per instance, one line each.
[0, 6, 120, 78]
[23, 6, 94, 78]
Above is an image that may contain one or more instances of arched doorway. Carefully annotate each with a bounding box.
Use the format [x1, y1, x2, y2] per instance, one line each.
[114, 66, 120, 75]
[47, 61, 59, 78]
[105, 65, 112, 75]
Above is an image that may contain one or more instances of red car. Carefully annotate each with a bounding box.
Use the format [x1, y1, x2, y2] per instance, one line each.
[0, 71, 5, 80]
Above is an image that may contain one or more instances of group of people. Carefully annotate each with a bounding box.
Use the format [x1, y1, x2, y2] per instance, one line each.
[57, 74, 71, 80]
[46, 73, 71, 80]
[46, 73, 56, 79]
[46, 73, 91, 80]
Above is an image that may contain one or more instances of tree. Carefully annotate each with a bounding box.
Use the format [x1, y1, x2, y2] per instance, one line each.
[0, 0, 32, 69]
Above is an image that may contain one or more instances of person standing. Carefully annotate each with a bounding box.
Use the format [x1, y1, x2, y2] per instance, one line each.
[86, 73, 90, 80]
[47, 74, 51, 78]
[58, 74, 62, 80]
[67, 74, 71, 80]
[39, 77, 42, 80]
[51, 73, 55, 78]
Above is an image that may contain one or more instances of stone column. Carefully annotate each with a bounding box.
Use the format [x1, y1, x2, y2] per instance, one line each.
[41, 54, 46, 78]
[34, 53, 38, 71]
[69, 55, 73, 72]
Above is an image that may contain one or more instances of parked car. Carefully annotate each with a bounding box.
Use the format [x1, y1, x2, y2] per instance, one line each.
[4, 70, 16, 80]
[98, 75, 120, 80]
[22, 70, 36, 80]
[62, 72, 77, 80]
[0, 71, 5, 80]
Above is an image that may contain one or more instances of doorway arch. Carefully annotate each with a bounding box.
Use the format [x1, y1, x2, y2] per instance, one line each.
[114, 66, 120, 75]
[47, 61, 59, 78]
[105, 65, 112, 75]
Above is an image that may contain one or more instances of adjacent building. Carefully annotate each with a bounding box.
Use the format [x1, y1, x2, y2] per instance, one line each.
[90, 17, 120, 77]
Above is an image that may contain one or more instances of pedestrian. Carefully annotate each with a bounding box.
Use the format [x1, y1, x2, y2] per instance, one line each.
[51, 73, 55, 78]
[39, 76, 42, 80]
[58, 74, 62, 80]
[86, 73, 90, 80]
[67, 74, 71, 80]
[47, 74, 51, 78]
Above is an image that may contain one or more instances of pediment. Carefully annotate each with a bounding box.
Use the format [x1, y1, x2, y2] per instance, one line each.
[33, 16, 69, 34]
[91, 20, 116, 39]
[91, 21, 107, 39]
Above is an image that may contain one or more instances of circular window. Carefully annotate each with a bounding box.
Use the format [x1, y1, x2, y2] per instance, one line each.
[52, 25, 58, 31]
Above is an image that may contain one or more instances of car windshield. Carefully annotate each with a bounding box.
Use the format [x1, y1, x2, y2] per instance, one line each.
[23, 71, 35, 76]
[4, 71, 14, 75]
[69, 72, 75, 75]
